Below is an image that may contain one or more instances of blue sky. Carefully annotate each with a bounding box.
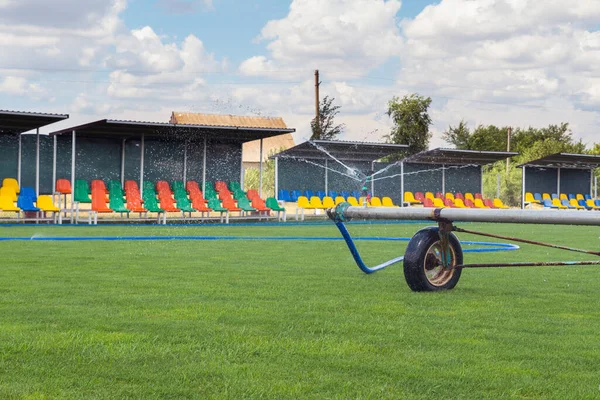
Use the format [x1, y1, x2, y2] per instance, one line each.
[0, 0, 599, 146]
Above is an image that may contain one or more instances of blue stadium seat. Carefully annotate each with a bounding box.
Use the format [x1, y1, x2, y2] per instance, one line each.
[551, 193, 559, 199]
[278, 189, 291, 202]
[20, 187, 37, 202]
[534, 193, 543, 203]
[579, 199, 593, 210]
[596, 200, 600, 208]
[304, 190, 314, 198]
[585, 194, 592, 201]
[291, 190, 301, 202]
[568, 194, 576, 200]
[316, 191, 325, 200]
[561, 199, 575, 209]
[17, 195, 40, 212]
[327, 191, 337, 198]
[543, 199, 557, 209]
[340, 191, 350, 200]
[352, 190, 361, 199]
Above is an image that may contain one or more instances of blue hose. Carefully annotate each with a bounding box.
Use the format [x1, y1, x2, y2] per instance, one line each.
[334, 221, 519, 274]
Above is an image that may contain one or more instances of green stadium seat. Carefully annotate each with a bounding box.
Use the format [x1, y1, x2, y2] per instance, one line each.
[174, 188, 189, 201]
[143, 195, 164, 213]
[172, 181, 185, 192]
[74, 183, 91, 203]
[109, 194, 130, 214]
[237, 197, 256, 213]
[266, 197, 284, 211]
[229, 181, 242, 192]
[176, 196, 195, 211]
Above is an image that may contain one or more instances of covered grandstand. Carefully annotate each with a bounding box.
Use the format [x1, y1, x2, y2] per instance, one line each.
[0, 110, 69, 195]
[0, 112, 296, 224]
[402, 148, 518, 195]
[271, 139, 408, 202]
[518, 153, 600, 209]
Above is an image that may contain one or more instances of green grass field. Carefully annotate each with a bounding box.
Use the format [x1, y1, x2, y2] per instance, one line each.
[1, 222, 600, 399]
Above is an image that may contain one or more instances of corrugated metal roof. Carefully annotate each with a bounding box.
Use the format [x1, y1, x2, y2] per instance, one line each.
[48, 118, 294, 143]
[170, 112, 288, 130]
[403, 148, 518, 166]
[270, 140, 408, 162]
[517, 153, 600, 169]
[0, 109, 69, 134]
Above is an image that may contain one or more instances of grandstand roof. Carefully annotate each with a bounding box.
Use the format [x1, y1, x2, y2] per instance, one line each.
[49, 118, 295, 143]
[403, 148, 518, 165]
[269, 140, 408, 162]
[170, 112, 288, 130]
[0, 110, 69, 134]
[517, 153, 600, 169]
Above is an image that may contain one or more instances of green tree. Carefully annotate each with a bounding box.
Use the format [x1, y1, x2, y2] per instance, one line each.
[512, 123, 583, 154]
[243, 149, 283, 197]
[442, 120, 471, 149]
[310, 96, 345, 140]
[385, 94, 432, 156]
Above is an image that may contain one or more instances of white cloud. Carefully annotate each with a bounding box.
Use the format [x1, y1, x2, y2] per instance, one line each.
[395, 0, 600, 147]
[239, 0, 403, 79]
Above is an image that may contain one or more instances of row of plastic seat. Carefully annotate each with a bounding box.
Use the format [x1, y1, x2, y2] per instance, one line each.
[69, 179, 285, 219]
[542, 198, 600, 210]
[0, 179, 60, 216]
[297, 195, 397, 210]
[404, 191, 487, 204]
[279, 189, 364, 203]
[422, 196, 508, 209]
[526, 192, 593, 204]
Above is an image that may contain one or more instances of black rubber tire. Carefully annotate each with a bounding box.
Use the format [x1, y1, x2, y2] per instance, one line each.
[403, 227, 463, 292]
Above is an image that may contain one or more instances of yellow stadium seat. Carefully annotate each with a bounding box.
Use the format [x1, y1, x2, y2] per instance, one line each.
[586, 199, 600, 210]
[432, 198, 445, 208]
[542, 193, 551, 201]
[404, 191, 420, 204]
[445, 193, 455, 201]
[322, 196, 335, 208]
[552, 198, 567, 209]
[310, 196, 327, 210]
[465, 193, 475, 202]
[493, 198, 509, 209]
[569, 199, 584, 210]
[2, 178, 19, 194]
[309, 196, 327, 209]
[369, 197, 382, 207]
[559, 193, 568, 201]
[425, 192, 434, 200]
[474, 198, 489, 208]
[334, 196, 346, 205]
[0, 186, 17, 202]
[37, 195, 60, 212]
[454, 198, 468, 208]
[347, 197, 359, 206]
[0, 195, 20, 212]
[525, 192, 537, 203]
[297, 196, 314, 209]
[576, 194, 584, 202]
[382, 197, 398, 207]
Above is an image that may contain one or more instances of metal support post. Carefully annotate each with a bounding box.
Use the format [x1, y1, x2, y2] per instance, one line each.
[259, 138, 263, 197]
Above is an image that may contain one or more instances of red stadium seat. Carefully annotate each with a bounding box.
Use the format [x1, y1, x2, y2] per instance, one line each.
[55, 179, 72, 194]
